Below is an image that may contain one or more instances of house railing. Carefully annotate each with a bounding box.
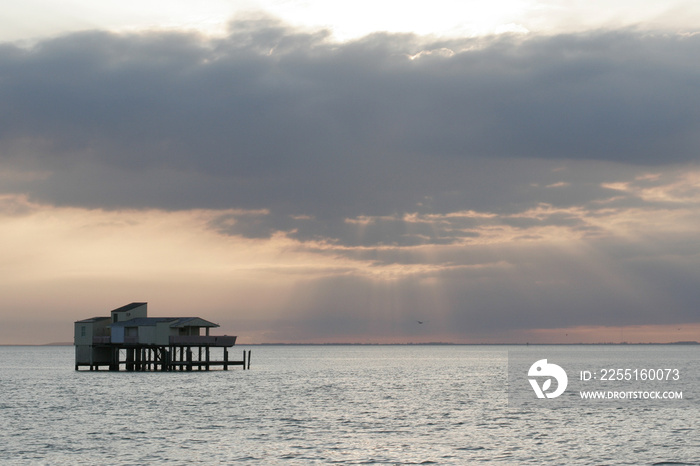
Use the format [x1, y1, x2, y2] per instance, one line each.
[92, 336, 111, 344]
[169, 335, 237, 347]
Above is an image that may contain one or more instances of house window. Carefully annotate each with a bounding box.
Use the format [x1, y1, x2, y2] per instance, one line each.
[81, 326, 86, 337]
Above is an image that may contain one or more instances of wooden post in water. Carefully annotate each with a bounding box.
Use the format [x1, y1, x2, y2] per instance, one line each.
[76, 340, 237, 372]
[247, 350, 251, 370]
[110, 347, 118, 371]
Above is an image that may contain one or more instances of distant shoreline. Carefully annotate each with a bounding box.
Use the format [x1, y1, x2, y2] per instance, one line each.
[251, 341, 700, 346]
[2, 341, 698, 347]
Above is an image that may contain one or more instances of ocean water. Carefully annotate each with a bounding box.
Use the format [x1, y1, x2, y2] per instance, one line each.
[0, 345, 698, 465]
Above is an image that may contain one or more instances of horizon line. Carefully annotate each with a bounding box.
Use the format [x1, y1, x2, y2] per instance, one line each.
[2, 341, 699, 347]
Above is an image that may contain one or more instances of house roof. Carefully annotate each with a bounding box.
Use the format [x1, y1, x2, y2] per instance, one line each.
[110, 317, 219, 328]
[110, 302, 147, 313]
[169, 317, 219, 328]
[75, 316, 111, 324]
[110, 317, 176, 327]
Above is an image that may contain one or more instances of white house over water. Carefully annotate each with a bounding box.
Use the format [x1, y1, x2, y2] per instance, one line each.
[74, 302, 243, 371]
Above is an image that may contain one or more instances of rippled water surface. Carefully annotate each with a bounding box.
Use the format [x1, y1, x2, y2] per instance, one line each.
[0, 345, 698, 464]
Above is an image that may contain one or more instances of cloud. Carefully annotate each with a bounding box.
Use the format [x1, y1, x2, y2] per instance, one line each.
[2, 18, 700, 343]
[1, 21, 699, 230]
[1, 164, 699, 344]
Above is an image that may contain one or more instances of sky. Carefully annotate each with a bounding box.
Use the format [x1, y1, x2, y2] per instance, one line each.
[1, 0, 700, 344]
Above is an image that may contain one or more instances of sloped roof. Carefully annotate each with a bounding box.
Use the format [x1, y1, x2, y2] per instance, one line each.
[75, 316, 111, 324]
[169, 317, 219, 328]
[110, 317, 177, 327]
[110, 302, 147, 313]
[110, 317, 219, 328]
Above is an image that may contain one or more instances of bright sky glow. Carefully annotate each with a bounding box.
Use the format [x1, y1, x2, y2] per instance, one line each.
[2, 165, 699, 343]
[3, 0, 700, 42]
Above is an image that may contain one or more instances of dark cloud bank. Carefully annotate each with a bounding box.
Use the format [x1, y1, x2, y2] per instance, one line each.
[3, 18, 700, 339]
[2, 19, 699, 222]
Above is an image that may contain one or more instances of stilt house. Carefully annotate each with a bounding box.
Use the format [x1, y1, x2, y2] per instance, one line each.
[74, 302, 241, 371]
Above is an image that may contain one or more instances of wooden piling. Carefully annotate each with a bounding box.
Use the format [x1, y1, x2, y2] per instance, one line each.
[75, 344, 245, 371]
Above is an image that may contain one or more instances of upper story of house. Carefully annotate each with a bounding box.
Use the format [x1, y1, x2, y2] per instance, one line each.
[111, 302, 148, 323]
[74, 302, 236, 347]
